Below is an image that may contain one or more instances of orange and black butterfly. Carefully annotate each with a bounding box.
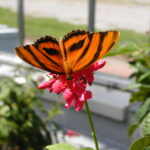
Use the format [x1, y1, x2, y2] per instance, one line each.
[15, 30, 120, 79]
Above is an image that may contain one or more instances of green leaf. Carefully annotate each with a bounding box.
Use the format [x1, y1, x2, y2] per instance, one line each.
[128, 123, 139, 137]
[130, 91, 146, 103]
[140, 84, 150, 89]
[136, 98, 150, 122]
[144, 148, 150, 150]
[144, 147, 150, 150]
[46, 143, 78, 150]
[80, 147, 94, 150]
[142, 112, 150, 136]
[125, 83, 142, 90]
[128, 136, 150, 150]
[134, 62, 149, 73]
[138, 71, 150, 82]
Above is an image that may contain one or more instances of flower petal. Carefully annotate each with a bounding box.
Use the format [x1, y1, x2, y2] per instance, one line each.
[85, 73, 94, 85]
[79, 91, 92, 101]
[65, 98, 75, 109]
[38, 79, 54, 89]
[66, 130, 80, 137]
[63, 88, 74, 101]
[52, 80, 66, 94]
[74, 100, 84, 112]
[90, 60, 106, 72]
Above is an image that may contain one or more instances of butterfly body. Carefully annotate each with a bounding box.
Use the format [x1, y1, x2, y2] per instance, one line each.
[59, 39, 73, 79]
[15, 30, 120, 79]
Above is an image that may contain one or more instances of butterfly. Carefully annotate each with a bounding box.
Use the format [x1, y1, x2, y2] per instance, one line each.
[15, 30, 120, 79]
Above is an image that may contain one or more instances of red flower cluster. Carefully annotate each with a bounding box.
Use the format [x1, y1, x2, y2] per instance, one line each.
[38, 60, 106, 111]
[66, 130, 80, 137]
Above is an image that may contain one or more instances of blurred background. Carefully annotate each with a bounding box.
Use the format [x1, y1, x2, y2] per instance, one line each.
[0, 0, 150, 150]
[0, 0, 150, 78]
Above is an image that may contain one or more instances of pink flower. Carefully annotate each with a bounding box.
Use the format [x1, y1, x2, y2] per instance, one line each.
[51, 80, 66, 94]
[38, 79, 55, 89]
[66, 130, 80, 137]
[38, 60, 106, 111]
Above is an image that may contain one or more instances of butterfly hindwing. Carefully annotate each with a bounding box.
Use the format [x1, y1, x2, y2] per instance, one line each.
[15, 36, 65, 74]
[62, 30, 120, 72]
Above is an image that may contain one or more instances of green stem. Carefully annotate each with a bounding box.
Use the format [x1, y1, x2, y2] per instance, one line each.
[85, 101, 99, 150]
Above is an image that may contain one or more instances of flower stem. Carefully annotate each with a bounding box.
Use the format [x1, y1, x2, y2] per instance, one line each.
[85, 101, 99, 150]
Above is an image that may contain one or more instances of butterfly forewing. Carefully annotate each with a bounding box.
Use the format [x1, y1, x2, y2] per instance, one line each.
[98, 31, 119, 59]
[62, 30, 90, 71]
[15, 36, 65, 74]
[76, 31, 120, 70]
[62, 30, 119, 72]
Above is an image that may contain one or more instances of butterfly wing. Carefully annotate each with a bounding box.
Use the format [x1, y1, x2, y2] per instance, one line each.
[15, 36, 65, 74]
[62, 30, 120, 72]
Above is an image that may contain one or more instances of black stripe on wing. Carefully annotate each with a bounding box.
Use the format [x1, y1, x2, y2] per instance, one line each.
[22, 45, 64, 74]
[69, 39, 85, 51]
[63, 30, 89, 61]
[107, 42, 115, 52]
[43, 48, 60, 55]
[33, 44, 62, 68]
[16, 47, 34, 67]
[84, 32, 107, 68]
[77, 33, 93, 61]
[63, 30, 89, 42]
[36, 36, 59, 44]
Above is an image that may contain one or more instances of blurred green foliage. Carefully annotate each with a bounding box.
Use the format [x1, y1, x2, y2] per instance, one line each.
[0, 66, 62, 150]
[0, 7, 148, 44]
[0, 7, 85, 40]
[128, 136, 150, 150]
[115, 42, 150, 137]
[46, 143, 94, 150]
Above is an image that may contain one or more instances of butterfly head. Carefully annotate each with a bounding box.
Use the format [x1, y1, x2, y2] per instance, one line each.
[66, 72, 73, 80]
[67, 75, 73, 80]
